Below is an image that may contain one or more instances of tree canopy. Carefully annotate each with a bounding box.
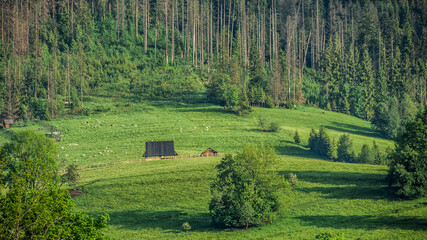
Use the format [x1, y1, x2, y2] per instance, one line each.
[209, 145, 288, 228]
[387, 110, 427, 199]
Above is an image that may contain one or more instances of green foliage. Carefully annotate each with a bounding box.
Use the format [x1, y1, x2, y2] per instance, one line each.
[29, 98, 50, 120]
[0, 146, 108, 239]
[182, 222, 191, 232]
[258, 117, 280, 132]
[358, 144, 374, 164]
[209, 145, 287, 228]
[62, 164, 80, 188]
[337, 134, 355, 163]
[258, 117, 268, 131]
[268, 121, 280, 133]
[2, 130, 58, 186]
[372, 95, 418, 139]
[388, 110, 427, 199]
[315, 231, 345, 240]
[288, 173, 298, 186]
[308, 127, 335, 160]
[293, 130, 301, 144]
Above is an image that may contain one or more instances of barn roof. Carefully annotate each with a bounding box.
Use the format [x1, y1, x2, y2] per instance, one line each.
[143, 141, 178, 157]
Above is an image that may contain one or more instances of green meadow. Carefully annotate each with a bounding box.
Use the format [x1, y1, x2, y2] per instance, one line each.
[1, 96, 426, 239]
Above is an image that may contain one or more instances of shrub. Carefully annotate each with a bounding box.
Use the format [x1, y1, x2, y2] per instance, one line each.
[387, 110, 427, 199]
[284, 101, 295, 109]
[337, 134, 355, 162]
[258, 117, 268, 131]
[62, 164, 80, 188]
[288, 173, 298, 186]
[265, 95, 275, 108]
[268, 121, 280, 132]
[209, 145, 287, 228]
[293, 130, 301, 144]
[182, 222, 191, 232]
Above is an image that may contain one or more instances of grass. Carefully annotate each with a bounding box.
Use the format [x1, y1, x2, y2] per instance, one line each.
[2, 94, 393, 168]
[1, 94, 425, 239]
[72, 156, 427, 239]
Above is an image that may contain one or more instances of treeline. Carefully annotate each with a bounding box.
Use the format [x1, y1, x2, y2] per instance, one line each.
[0, 1, 426, 137]
[305, 127, 385, 165]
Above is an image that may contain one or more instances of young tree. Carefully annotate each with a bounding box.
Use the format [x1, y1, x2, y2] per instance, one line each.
[388, 110, 427, 199]
[209, 145, 287, 228]
[337, 134, 354, 162]
[293, 129, 301, 144]
[358, 144, 374, 164]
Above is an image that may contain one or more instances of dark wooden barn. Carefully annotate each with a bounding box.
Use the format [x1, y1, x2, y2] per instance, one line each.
[201, 148, 218, 157]
[143, 141, 178, 158]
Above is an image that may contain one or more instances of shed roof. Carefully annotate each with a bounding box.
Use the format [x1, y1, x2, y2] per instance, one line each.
[143, 141, 178, 157]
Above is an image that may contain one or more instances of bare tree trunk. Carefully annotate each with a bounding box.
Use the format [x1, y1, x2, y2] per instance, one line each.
[71, 0, 74, 37]
[116, 0, 120, 40]
[165, 0, 169, 64]
[172, 0, 175, 63]
[136, 0, 138, 37]
[155, 1, 158, 58]
[68, 51, 70, 105]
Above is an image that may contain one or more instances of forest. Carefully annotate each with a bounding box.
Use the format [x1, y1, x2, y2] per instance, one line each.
[0, 0, 426, 138]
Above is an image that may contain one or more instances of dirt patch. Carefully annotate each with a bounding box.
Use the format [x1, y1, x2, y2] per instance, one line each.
[68, 188, 87, 198]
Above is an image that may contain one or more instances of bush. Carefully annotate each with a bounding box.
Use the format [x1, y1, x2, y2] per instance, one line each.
[265, 95, 275, 108]
[293, 130, 301, 144]
[258, 117, 268, 131]
[284, 101, 295, 109]
[62, 164, 80, 188]
[387, 110, 427, 199]
[182, 222, 191, 232]
[288, 173, 298, 186]
[209, 145, 287, 228]
[258, 117, 280, 132]
[268, 121, 280, 132]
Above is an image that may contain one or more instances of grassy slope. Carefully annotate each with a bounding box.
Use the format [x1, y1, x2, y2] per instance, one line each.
[3, 95, 393, 168]
[2, 96, 426, 239]
[73, 157, 426, 239]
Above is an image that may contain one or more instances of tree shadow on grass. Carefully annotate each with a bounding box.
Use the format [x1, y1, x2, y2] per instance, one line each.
[280, 170, 396, 200]
[324, 121, 386, 139]
[108, 209, 220, 233]
[275, 141, 319, 159]
[296, 215, 427, 231]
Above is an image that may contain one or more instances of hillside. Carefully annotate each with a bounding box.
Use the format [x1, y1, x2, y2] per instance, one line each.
[1, 97, 426, 239]
[2, 95, 392, 168]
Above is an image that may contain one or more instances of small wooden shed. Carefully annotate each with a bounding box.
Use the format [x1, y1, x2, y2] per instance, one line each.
[201, 148, 218, 157]
[3, 119, 16, 129]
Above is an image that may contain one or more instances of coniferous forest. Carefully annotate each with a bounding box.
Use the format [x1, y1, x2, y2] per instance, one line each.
[0, 0, 426, 138]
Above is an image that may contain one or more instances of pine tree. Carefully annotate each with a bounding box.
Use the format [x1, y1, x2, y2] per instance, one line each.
[359, 49, 375, 120]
